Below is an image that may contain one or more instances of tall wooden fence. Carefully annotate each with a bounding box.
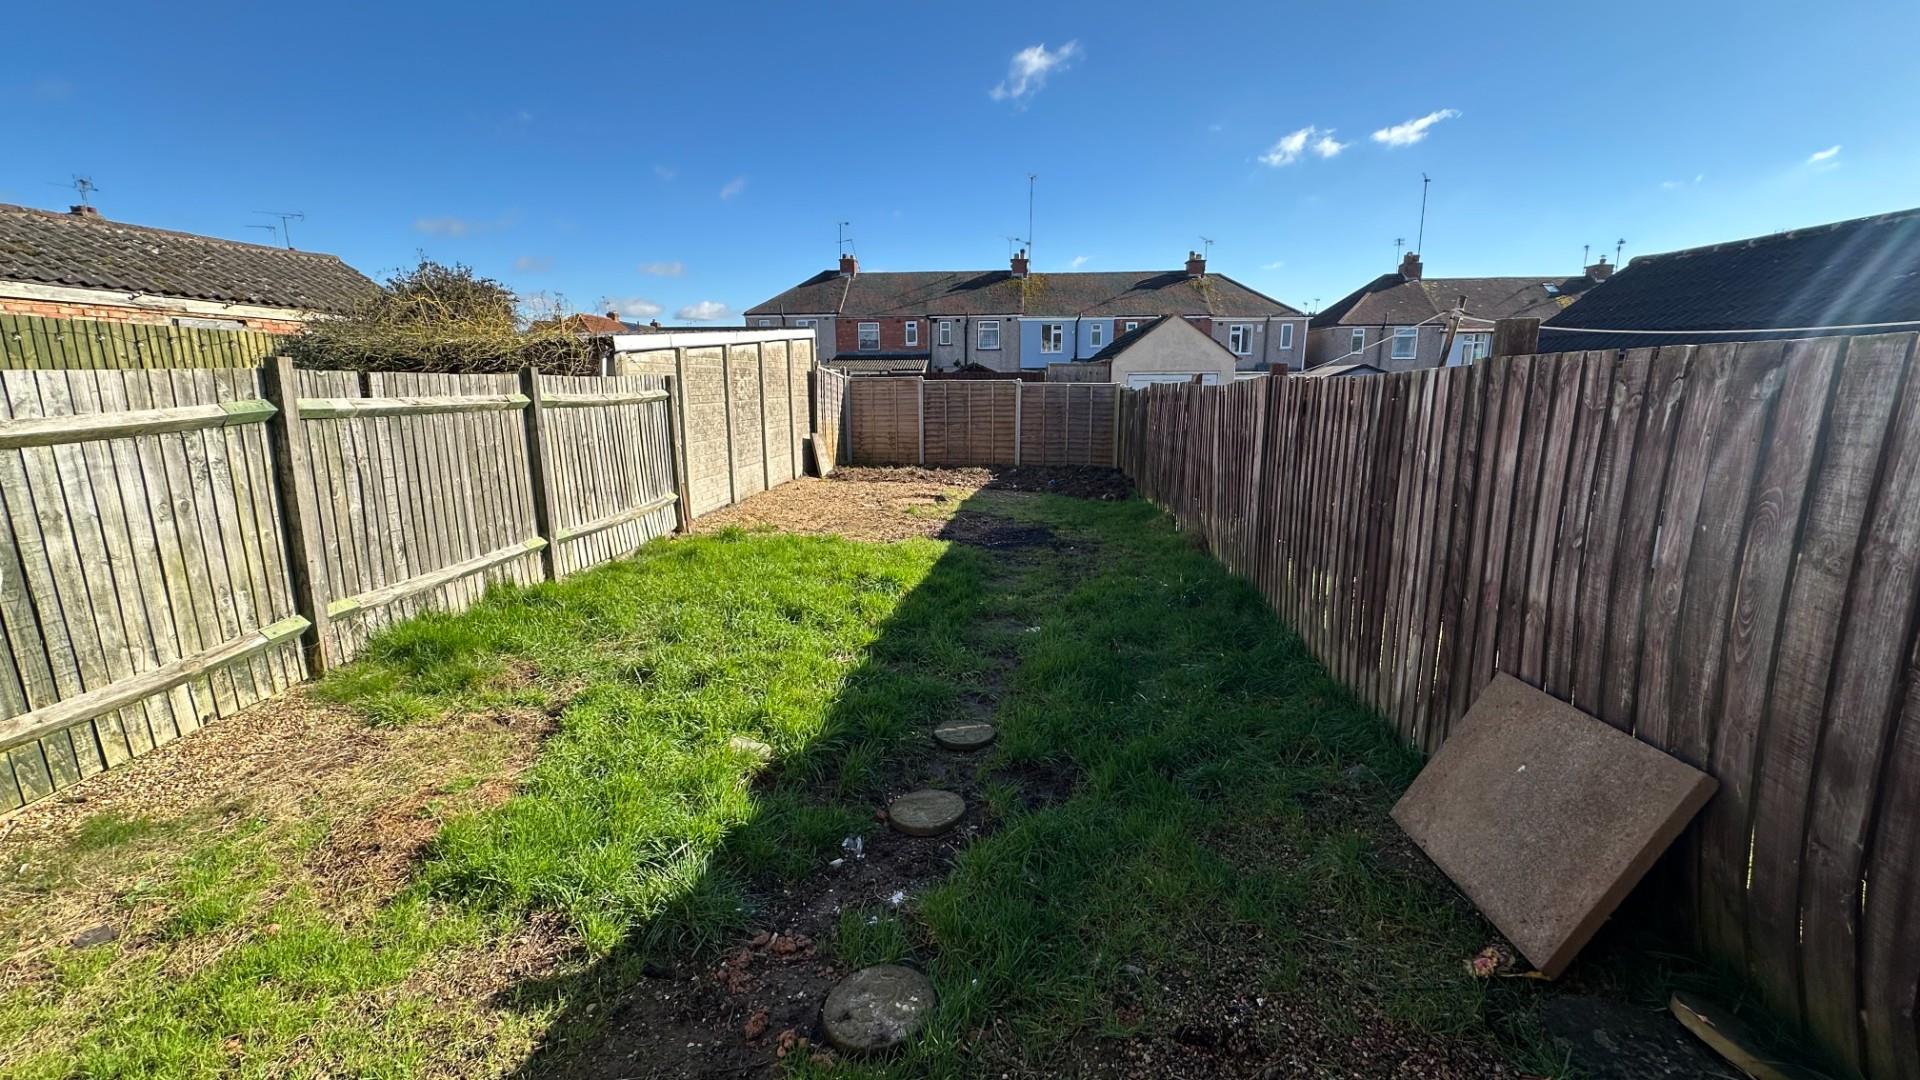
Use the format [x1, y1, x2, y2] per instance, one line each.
[815, 368, 850, 467]
[0, 313, 283, 369]
[847, 377, 1120, 467]
[1118, 333, 1920, 1079]
[0, 359, 687, 814]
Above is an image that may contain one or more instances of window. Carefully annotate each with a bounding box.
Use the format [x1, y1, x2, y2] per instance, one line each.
[1228, 324, 1254, 355]
[1125, 321, 1139, 332]
[1277, 322, 1295, 350]
[1350, 328, 1367, 355]
[904, 320, 919, 347]
[1392, 326, 1419, 360]
[757, 318, 773, 327]
[794, 318, 815, 328]
[1041, 322, 1065, 354]
[938, 320, 952, 346]
[977, 320, 1001, 350]
[1089, 322, 1105, 349]
[857, 322, 880, 351]
[1460, 333, 1491, 363]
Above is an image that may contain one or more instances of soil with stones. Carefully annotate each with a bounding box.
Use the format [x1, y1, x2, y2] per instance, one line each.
[832, 465, 1133, 501]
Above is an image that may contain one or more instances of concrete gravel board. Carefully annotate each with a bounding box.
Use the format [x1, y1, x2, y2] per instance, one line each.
[1390, 673, 1718, 977]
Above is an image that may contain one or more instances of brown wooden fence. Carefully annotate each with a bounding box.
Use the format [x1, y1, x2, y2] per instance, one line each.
[1117, 333, 1920, 1079]
[0, 359, 697, 814]
[815, 368, 850, 467]
[0, 313, 283, 369]
[847, 377, 1120, 467]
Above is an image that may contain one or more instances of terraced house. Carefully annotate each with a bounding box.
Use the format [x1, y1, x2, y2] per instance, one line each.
[745, 250, 1306, 375]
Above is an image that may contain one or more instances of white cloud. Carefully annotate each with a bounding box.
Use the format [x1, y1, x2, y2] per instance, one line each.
[1260, 126, 1347, 167]
[1371, 109, 1460, 148]
[676, 300, 731, 321]
[640, 261, 685, 277]
[513, 255, 552, 272]
[413, 212, 517, 237]
[1259, 127, 1314, 167]
[1262, 260, 1285, 271]
[414, 216, 474, 236]
[1807, 145, 1842, 167]
[602, 296, 663, 319]
[1660, 174, 1705, 190]
[719, 176, 747, 200]
[1070, 255, 1090, 269]
[653, 164, 677, 182]
[990, 41, 1081, 105]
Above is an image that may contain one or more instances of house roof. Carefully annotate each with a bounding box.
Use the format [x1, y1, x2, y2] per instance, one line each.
[1084, 314, 1240, 364]
[746, 268, 1301, 319]
[531, 312, 630, 335]
[824, 355, 929, 375]
[1310, 272, 1595, 330]
[1295, 361, 1383, 379]
[1539, 206, 1920, 352]
[0, 203, 378, 314]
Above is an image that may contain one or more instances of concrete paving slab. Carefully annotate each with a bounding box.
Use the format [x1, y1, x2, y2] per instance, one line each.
[821, 964, 935, 1052]
[1391, 673, 1717, 977]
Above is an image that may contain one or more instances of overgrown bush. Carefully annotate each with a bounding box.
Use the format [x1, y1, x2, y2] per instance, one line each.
[284, 259, 605, 374]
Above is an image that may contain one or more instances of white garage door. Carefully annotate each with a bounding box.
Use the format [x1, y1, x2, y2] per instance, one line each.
[1125, 372, 1221, 389]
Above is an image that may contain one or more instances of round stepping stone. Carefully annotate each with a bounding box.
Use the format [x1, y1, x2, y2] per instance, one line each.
[887, 789, 965, 836]
[932, 719, 996, 751]
[821, 964, 936, 1053]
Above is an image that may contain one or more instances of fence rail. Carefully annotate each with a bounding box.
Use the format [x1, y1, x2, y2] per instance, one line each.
[845, 377, 1120, 467]
[1118, 333, 1920, 1079]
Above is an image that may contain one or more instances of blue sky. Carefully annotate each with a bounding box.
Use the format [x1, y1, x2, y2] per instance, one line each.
[6, 1, 1917, 321]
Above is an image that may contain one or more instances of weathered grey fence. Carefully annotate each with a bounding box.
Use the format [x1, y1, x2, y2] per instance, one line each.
[1119, 332, 1920, 1079]
[614, 331, 815, 515]
[845, 377, 1120, 467]
[0, 359, 688, 812]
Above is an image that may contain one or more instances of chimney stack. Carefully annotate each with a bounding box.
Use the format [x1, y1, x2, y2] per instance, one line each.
[69, 204, 100, 219]
[1586, 257, 1613, 282]
[1010, 248, 1029, 278]
[1185, 250, 1207, 277]
[1399, 251, 1423, 280]
[838, 253, 859, 276]
[606, 310, 620, 321]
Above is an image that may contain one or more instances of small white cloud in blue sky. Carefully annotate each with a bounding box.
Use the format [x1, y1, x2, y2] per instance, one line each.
[413, 212, 517, 237]
[1259, 126, 1346, 167]
[1263, 260, 1285, 271]
[653, 164, 677, 182]
[1070, 255, 1090, 269]
[513, 255, 552, 273]
[602, 296, 662, 318]
[640, 261, 685, 277]
[677, 300, 731, 321]
[1807, 145, 1842, 168]
[719, 176, 747, 200]
[1371, 109, 1460, 148]
[1660, 174, 1705, 190]
[990, 41, 1080, 105]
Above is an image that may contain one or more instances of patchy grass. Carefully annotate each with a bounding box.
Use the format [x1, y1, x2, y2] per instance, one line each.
[0, 487, 1705, 1078]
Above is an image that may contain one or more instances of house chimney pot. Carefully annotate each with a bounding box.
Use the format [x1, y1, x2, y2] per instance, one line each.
[838, 253, 858, 276]
[1586, 257, 1613, 282]
[1185, 251, 1206, 277]
[606, 310, 619, 321]
[1399, 251, 1423, 280]
[1010, 249, 1029, 278]
[69, 204, 100, 219]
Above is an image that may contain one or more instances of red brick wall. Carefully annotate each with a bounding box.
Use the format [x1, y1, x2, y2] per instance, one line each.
[0, 296, 307, 334]
[835, 316, 929, 354]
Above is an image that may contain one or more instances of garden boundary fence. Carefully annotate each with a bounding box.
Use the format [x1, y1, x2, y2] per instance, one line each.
[0, 357, 702, 814]
[845, 377, 1120, 467]
[1117, 332, 1920, 1079]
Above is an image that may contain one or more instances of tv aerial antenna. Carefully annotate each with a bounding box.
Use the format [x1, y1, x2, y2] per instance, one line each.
[47, 175, 100, 205]
[254, 210, 304, 249]
[837, 221, 855, 257]
[247, 223, 282, 246]
[1199, 236, 1214, 261]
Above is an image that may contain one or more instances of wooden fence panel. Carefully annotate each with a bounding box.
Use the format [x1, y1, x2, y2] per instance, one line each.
[0, 313, 284, 370]
[849, 378, 921, 465]
[848, 378, 1118, 467]
[1116, 334, 1920, 1078]
[537, 373, 678, 577]
[0, 369, 301, 809]
[814, 368, 850, 468]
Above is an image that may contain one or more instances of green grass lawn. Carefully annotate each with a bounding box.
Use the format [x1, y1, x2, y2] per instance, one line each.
[0, 488, 1660, 1078]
